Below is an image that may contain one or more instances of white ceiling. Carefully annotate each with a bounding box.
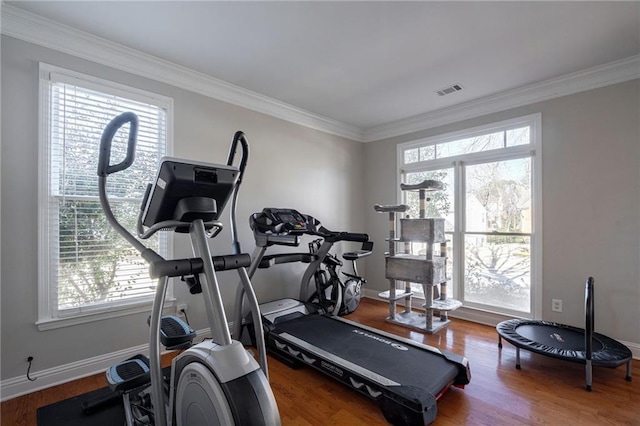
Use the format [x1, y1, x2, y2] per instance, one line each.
[5, 1, 640, 132]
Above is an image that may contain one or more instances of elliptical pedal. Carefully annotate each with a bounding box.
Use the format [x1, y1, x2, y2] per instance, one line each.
[147, 315, 196, 350]
[107, 354, 152, 394]
[107, 315, 194, 395]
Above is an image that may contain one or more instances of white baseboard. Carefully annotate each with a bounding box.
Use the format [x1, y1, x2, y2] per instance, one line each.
[0, 328, 211, 402]
[623, 341, 640, 360]
[362, 291, 640, 360]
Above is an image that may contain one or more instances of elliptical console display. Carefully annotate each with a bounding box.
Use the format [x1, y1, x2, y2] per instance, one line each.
[141, 158, 239, 229]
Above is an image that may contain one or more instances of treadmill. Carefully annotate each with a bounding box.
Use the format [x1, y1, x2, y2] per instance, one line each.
[234, 208, 471, 425]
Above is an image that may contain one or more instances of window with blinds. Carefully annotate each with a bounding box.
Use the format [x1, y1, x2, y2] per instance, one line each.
[38, 64, 173, 324]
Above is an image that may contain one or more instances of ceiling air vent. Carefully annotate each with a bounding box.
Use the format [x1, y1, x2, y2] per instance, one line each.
[436, 84, 463, 97]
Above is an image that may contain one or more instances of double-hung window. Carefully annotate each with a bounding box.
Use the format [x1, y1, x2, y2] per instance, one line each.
[38, 64, 173, 329]
[398, 114, 541, 317]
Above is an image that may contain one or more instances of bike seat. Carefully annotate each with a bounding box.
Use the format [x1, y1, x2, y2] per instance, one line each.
[343, 250, 372, 261]
[343, 241, 373, 261]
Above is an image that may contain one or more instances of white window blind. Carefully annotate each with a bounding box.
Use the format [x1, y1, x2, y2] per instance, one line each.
[39, 64, 173, 325]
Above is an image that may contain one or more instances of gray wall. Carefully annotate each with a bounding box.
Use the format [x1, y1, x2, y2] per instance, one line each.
[0, 36, 365, 381]
[364, 79, 640, 344]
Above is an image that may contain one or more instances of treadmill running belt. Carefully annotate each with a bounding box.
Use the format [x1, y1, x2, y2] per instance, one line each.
[272, 314, 459, 395]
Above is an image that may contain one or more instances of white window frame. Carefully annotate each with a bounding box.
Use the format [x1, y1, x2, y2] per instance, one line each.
[37, 63, 175, 330]
[397, 114, 542, 318]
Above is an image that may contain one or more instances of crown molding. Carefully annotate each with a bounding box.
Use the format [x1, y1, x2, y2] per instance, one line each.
[2, 4, 638, 144]
[0, 4, 364, 141]
[363, 54, 640, 142]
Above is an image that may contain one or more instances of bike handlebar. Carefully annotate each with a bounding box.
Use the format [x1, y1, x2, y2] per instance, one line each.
[97, 112, 138, 177]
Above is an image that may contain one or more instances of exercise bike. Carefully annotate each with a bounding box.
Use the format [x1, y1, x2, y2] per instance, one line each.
[97, 112, 280, 426]
[307, 239, 372, 315]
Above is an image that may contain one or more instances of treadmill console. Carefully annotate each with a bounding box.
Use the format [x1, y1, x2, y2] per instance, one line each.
[258, 208, 310, 233]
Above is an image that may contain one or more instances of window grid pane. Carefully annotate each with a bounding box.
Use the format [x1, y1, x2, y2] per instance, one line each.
[464, 234, 531, 312]
[465, 158, 532, 234]
[404, 148, 419, 164]
[506, 126, 530, 147]
[404, 168, 454, 231]
[436, 131, 504, 159]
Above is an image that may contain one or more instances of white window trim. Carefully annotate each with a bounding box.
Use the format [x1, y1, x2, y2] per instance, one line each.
[397, 113, 542, 319]
[37, 63, 175, 330]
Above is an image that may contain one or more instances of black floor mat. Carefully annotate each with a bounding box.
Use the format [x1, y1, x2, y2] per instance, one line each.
[37, 386, 124, 426]
[38, 367, 171, 426]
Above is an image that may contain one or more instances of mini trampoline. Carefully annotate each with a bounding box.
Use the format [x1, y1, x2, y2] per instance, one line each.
[496, 277, 632, 391]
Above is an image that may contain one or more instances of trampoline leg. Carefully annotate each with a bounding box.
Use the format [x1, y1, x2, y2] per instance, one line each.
[625, 359, 632, 381]
[515, 347, 521, 370]
[585, 360, 592, 391]
[498, 335, 502, 349]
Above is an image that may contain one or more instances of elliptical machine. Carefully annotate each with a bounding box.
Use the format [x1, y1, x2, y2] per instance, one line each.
[98, 112, 280, 426]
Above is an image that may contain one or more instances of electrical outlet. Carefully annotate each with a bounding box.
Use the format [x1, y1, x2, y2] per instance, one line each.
[176, 303, 187, 319]
[551, 299, 562, 312]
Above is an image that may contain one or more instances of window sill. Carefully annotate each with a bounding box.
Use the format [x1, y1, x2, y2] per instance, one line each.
[36, 298, 176, 331]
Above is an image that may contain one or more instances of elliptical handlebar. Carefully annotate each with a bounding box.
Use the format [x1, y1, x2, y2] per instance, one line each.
[97, 112, 139, 177]
[97, 112, 151, 256]
[226, 131, 249, 255]
[226, 131, 249, 176]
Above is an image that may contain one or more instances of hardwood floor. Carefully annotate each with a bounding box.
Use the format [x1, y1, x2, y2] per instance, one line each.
[2, 298, 638, 425]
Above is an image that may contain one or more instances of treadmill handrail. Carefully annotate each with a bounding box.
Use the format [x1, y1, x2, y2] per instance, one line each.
[314, 226, 369, 244]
